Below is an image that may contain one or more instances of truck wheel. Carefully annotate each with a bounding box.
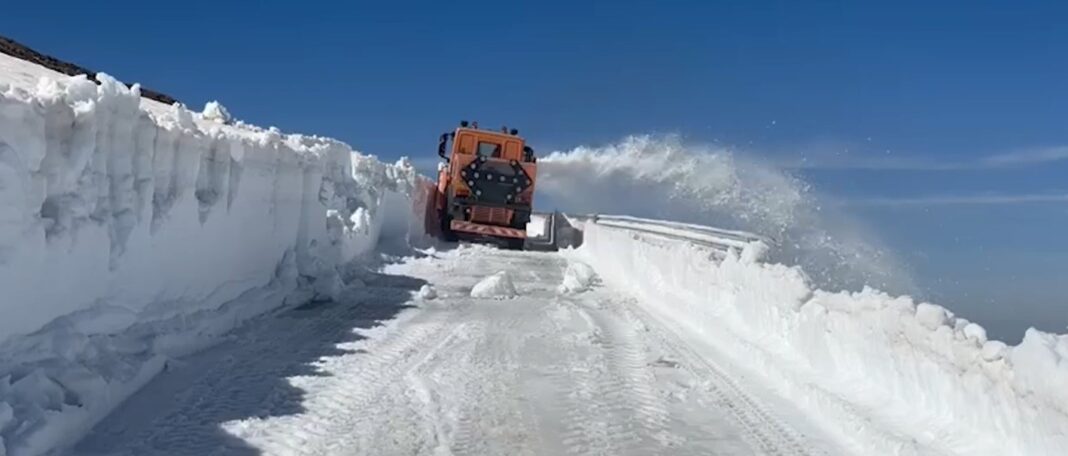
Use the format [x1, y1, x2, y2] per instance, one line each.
[440, 212, 458, 242]
[505, 238, 525, 250]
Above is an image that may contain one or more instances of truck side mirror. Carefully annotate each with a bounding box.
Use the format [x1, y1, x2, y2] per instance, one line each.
[438, 133, 451, 161]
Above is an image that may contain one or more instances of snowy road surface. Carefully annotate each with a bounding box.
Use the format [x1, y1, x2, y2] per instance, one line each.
[73, 245, 841, 456]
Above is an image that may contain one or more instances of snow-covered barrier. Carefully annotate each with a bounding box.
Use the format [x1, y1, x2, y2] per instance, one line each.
[0, 56, 417, 455]
[572, 219, 1068, 456]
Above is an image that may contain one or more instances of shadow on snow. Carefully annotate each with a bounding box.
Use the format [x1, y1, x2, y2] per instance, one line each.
[71, 266, 428, 456]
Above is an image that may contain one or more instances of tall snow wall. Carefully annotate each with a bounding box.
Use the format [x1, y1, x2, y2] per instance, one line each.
[572, 219, 1068, 456]
[0, 63, 418, 454]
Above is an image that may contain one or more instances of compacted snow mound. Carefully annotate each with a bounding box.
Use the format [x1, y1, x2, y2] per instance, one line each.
[572, 219, 1068, 456]
[470, 271, 518, 298]
[417, 284, 438, 300]
[557, 261, 598, 294]
[0, 54, 418, 455]
[200, 100, 232, 124]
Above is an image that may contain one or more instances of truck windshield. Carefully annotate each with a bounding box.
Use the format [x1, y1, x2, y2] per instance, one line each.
[477, 142, 501, 158]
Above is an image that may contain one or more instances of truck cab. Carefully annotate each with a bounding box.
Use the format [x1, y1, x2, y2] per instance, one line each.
[434, 122, 538, 248]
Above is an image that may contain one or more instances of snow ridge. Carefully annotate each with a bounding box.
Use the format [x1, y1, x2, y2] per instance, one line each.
[0, 56, 416, 455]
[572, 218, 1068, 455]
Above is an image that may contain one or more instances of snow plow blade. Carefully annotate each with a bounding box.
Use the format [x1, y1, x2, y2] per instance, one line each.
[422, 122, 537, 251]
[451, 220, 526, 239]
[422, 122, 586, 252]
[523, 212, 583, 251]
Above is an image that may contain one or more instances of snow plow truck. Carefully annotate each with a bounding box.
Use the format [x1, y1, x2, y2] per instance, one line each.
[425, 121, 576, 250]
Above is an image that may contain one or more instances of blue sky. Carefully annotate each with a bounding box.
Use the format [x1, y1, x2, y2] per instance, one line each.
[3, 0, 1066, 341]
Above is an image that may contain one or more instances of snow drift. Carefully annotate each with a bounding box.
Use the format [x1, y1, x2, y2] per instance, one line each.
[571, 218, 1068, 456]
[0, 55, 418, 455]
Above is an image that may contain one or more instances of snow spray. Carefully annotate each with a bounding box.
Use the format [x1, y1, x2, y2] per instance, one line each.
[536, 134, 913, 294]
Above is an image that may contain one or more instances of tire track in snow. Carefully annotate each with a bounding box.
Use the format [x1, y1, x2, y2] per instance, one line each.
[551, 302, 624, 456]
[445, 309, 542, 456]
[402, 321, 482, 455]
[230, 312, 455, 455]
[615, 297, 817, 456]
[581, 299, 686, 454]
[552, 298, 685, 456]
[81, 247, 831, 456]
[79, 288, 396, 456]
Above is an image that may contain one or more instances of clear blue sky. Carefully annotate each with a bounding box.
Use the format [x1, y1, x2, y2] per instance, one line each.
[3, 0, 1066, 341]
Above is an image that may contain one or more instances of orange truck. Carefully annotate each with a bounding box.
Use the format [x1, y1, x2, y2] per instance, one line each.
[429, 121, 538, 249]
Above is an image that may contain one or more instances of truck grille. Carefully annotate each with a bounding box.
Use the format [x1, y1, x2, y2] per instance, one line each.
[470, 206, 513, 226]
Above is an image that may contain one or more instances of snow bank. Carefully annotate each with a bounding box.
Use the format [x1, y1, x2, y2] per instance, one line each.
[470, 271, 518, 299]
[572, 219, 1068, 456]
[0, 55, 417, 455]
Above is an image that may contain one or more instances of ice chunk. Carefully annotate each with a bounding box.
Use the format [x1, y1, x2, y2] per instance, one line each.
[168, 102, 197, 130]
[915, 303, 948, 330]
[313, 272, 342, 302]
[558, 262, 598, 294]
[963, 323, 988, 344]
[418, 284, 437, 300]
[10, 370, 65, 412]
[470, 271, 517, 298]
[982, 341, 1008, 361]
[740, 240, 769, 264]
[202, 100, 232, 124]
[1011, 330, 1068, 401]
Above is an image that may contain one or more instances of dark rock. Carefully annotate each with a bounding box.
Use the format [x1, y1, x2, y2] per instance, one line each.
[0, 34, 179, 105]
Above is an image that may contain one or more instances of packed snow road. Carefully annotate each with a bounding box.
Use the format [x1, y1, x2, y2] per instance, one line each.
[72, 245, 840, 456]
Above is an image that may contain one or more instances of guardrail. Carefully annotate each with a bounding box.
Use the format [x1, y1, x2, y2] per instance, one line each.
[565, 213, 768, 254]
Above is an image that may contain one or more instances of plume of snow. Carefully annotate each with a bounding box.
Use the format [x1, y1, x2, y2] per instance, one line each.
[538, 134, 913, 293]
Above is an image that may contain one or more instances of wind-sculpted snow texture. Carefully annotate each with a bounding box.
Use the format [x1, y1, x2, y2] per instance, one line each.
[570, 218, 1068, 456]
[0, 54, 417, 455]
